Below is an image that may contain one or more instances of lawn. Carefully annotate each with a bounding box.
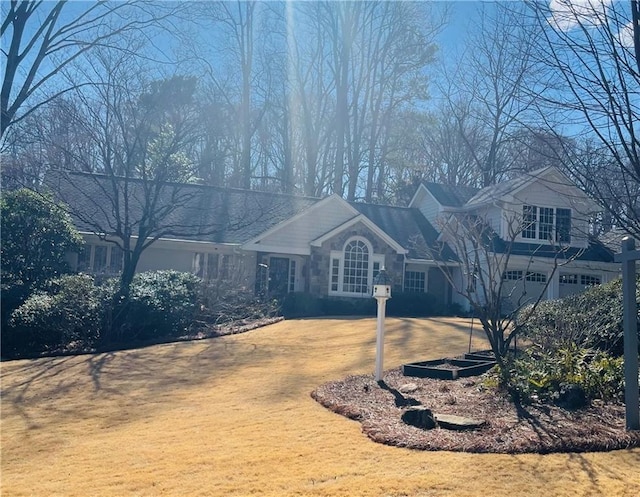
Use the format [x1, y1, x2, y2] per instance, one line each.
[2, 317, 639, 496]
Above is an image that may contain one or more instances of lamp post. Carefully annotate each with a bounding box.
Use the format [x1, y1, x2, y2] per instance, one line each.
[372, 268, 392, 382]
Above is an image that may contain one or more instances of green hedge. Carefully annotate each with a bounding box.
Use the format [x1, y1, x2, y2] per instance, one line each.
[281, 291, 449, 318]
[3, 270, 203, 358]
[4, 274, 104, 357]
[118, 270, 201, 341]
[519, 275, 640, 356]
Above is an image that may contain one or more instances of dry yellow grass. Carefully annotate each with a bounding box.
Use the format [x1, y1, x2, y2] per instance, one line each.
[2, 317, 639, 497]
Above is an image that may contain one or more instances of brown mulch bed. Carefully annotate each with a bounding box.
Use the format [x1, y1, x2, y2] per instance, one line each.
[311, 367, 640, 454]
[185, 316, 284, 339]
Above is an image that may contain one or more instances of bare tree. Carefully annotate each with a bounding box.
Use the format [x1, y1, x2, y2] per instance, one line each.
[526, 0, 640, 238]
[37, 50, 200, 338]
[0, 0, 177, 140]
[437, 4, 545, 187]
[430, 209, 577, 372]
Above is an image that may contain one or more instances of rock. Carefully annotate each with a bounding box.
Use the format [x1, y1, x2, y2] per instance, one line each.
[556, 385, 587, 409]
[399, 383, 419, 394]
[401, 406, 436, 430]
[434, 413, 486, 431]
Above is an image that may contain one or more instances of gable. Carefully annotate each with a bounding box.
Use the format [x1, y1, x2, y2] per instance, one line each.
[313, 219, 404, 256]
[465, 167, 598, 214]
[242, 195, 358, 255]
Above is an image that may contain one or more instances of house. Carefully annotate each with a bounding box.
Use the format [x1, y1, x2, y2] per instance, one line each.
[46, 166, 619, 312]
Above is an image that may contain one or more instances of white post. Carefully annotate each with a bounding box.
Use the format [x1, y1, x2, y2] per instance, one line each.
[547, 270, 560, 300]
[615, 237, 639, 430]
[375, 296, 387, 382]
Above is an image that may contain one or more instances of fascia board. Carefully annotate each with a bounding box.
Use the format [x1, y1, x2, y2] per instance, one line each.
[239, 243, 310, 256]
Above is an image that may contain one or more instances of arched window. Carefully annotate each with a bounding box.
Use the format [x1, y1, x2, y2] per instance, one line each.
[329, 237, 384, 297]
[343, 239, 369, 293]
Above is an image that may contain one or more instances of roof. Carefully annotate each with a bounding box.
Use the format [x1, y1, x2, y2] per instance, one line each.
[421, 182, 479, 207]
[44, 170, 320, 244]
[598, 228, 639, 254]
[465, 167, 559, 208]
[350, 202, 457, 261]
[490, 236, 615, 263]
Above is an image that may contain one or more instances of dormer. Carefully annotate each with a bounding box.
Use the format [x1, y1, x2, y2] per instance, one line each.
[410, 167, 600, 249]
[475, 167, 598, 249]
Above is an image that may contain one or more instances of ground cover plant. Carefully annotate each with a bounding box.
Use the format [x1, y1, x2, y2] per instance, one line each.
[2, 318, 639, 497]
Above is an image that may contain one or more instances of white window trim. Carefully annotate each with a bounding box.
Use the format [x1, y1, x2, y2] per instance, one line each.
[404, 270, 427, 293]
[520, 205, 572, 244]
[328, 237, 384, 298]
[78, 244, 123, 274]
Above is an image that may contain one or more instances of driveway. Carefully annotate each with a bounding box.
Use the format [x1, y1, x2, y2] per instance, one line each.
[1, 317, 639, 496]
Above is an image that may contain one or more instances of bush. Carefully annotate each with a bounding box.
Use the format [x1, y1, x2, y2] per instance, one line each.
[386, 292, 440, 317]
[119, 271, 201, 341]
[281, 292, 324, 318]
[198, 284, 279, 324]
[321, 297, 376, 316]
[498, 345, 625, 407]
[281, 291, 454, 318]
[4, 275, 104, 358]
[1, 188, 83, 329]
[519, 275, 640, 356]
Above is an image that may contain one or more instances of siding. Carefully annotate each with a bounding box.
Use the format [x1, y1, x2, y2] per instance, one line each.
[505, 180, 591, 248]
[414, 188, 442, 228]
[257, 199, 356, 253]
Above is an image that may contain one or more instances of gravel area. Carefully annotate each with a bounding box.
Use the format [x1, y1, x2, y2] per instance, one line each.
[311, 367, 640, 454]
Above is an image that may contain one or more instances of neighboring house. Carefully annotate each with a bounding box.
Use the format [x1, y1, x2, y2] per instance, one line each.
[46, 166, 619, 311]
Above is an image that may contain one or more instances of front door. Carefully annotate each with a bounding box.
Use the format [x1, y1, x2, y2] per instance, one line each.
[269, 257, 290, 298]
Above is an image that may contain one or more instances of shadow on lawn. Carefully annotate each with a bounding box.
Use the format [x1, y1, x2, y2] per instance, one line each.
[0, 335, 280, 430]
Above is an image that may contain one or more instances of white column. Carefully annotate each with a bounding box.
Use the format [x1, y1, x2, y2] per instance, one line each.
[547, 270, 560, 300]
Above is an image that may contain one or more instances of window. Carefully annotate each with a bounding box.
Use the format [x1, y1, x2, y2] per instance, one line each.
[404, 271, 426, 293]
[94, 246, 107, 272]
[525, 272, 547, 283]
[77, 246, 91, 272]
[289, 260, 296, 293]
[331, 259, 340, 292]
[522, 206, 537, 239]
[220, 254, 232, 280]
[556, 208, 572, 243]
[110, 246, 124, 273]
[522, 205, 572, 243]
[503, 270, 523, 281]
[343, 239, 369, 293]
[560, 274, 578, 284]
[193, 253, 220, 281]
[373, 261, 381, 280]
[538, 207, 554, 240]
[329, 237, 384, 296]
[77, 244, 123, 274]
[581, 274, 601, 287]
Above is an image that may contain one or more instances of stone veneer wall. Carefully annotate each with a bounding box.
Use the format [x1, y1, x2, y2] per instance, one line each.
[308, 221, 404, 296]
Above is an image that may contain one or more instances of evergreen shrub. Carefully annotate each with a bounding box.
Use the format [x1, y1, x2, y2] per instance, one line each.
[5, 274, 103, 357]
[519, 275, 640, 356]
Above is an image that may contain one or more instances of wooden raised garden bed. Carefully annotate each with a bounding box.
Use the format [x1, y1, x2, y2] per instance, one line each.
[402, 357, 496, 380]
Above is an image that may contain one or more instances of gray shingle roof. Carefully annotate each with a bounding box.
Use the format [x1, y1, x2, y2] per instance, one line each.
[422, 182, 479, 207]
[350, 202, 457, 261]
[44, 170, 320, 244]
